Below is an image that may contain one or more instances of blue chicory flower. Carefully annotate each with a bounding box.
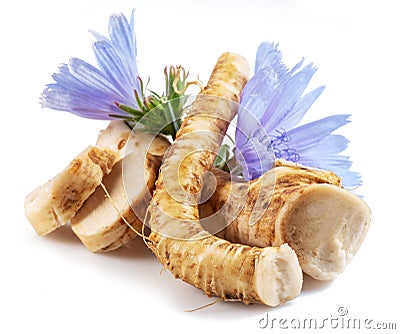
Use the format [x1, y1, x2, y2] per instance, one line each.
[235, 42, 361, 188]
[40, 10, 140, 120]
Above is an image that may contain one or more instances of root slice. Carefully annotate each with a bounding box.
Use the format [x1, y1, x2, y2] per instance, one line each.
[24, 146, 117, 236]
[99, 182, 148, 242]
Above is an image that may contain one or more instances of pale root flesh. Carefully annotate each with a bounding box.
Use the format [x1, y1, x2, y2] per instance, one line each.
[275, 183, 371, 280]
[96, 121, 170, 159]
[24, 146, 117, 236]
[71, 131, 169, 252]
[96, 121, 132, 158]
[70, 153, 158, 252]
[147, 53, 303, 306]
[254, 244, 303, 306]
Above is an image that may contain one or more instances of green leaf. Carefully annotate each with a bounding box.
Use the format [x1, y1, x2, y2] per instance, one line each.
[134, 90, 145, 111]
[116, 65, 191, 139]
[214, 144, 231, 170]
[116, 103, 144, 119]
[148, 89, 161, 99]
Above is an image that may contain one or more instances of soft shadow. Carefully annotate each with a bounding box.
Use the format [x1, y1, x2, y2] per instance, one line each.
[44, 224, 152, 260]
[44, 225, 81, 245]
[42, 227, 329, 316]
[101, 236, 153, 260]
[182, 273, 333, 317]
[302, 274, 333, 294]
[185, 297, 294, 319]
[159, 275, 297, 320]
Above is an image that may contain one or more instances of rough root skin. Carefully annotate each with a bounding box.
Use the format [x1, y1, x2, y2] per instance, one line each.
[149, 234, 301, 306]
[210, 161, 342, 247]
[147, 53, 303, 306]
[24, 146, 117, 236]
[203, 160, 371, 280]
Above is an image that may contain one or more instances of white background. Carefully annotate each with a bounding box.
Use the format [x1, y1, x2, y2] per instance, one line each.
[1, 0, 399, 333]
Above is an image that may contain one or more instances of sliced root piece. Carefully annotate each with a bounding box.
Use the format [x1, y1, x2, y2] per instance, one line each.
[71, 133, 169, 253]
[96, 121, 132, 157]
[71, 154, 159, 252]
[96, 121, 170, 159]
[24, 146, 117, 236]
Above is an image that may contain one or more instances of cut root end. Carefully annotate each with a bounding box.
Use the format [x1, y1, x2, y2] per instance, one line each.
[278, 184, 371, 280]
[254, 244, 303, 307]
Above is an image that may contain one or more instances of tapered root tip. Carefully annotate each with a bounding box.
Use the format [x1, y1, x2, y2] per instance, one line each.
[254, 244, 303, 307]
[278, 184, 371, 281]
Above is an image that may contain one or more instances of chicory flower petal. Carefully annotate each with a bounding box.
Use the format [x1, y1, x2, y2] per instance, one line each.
[41, 10, 139, 119]
[236, 41, 361, 188]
